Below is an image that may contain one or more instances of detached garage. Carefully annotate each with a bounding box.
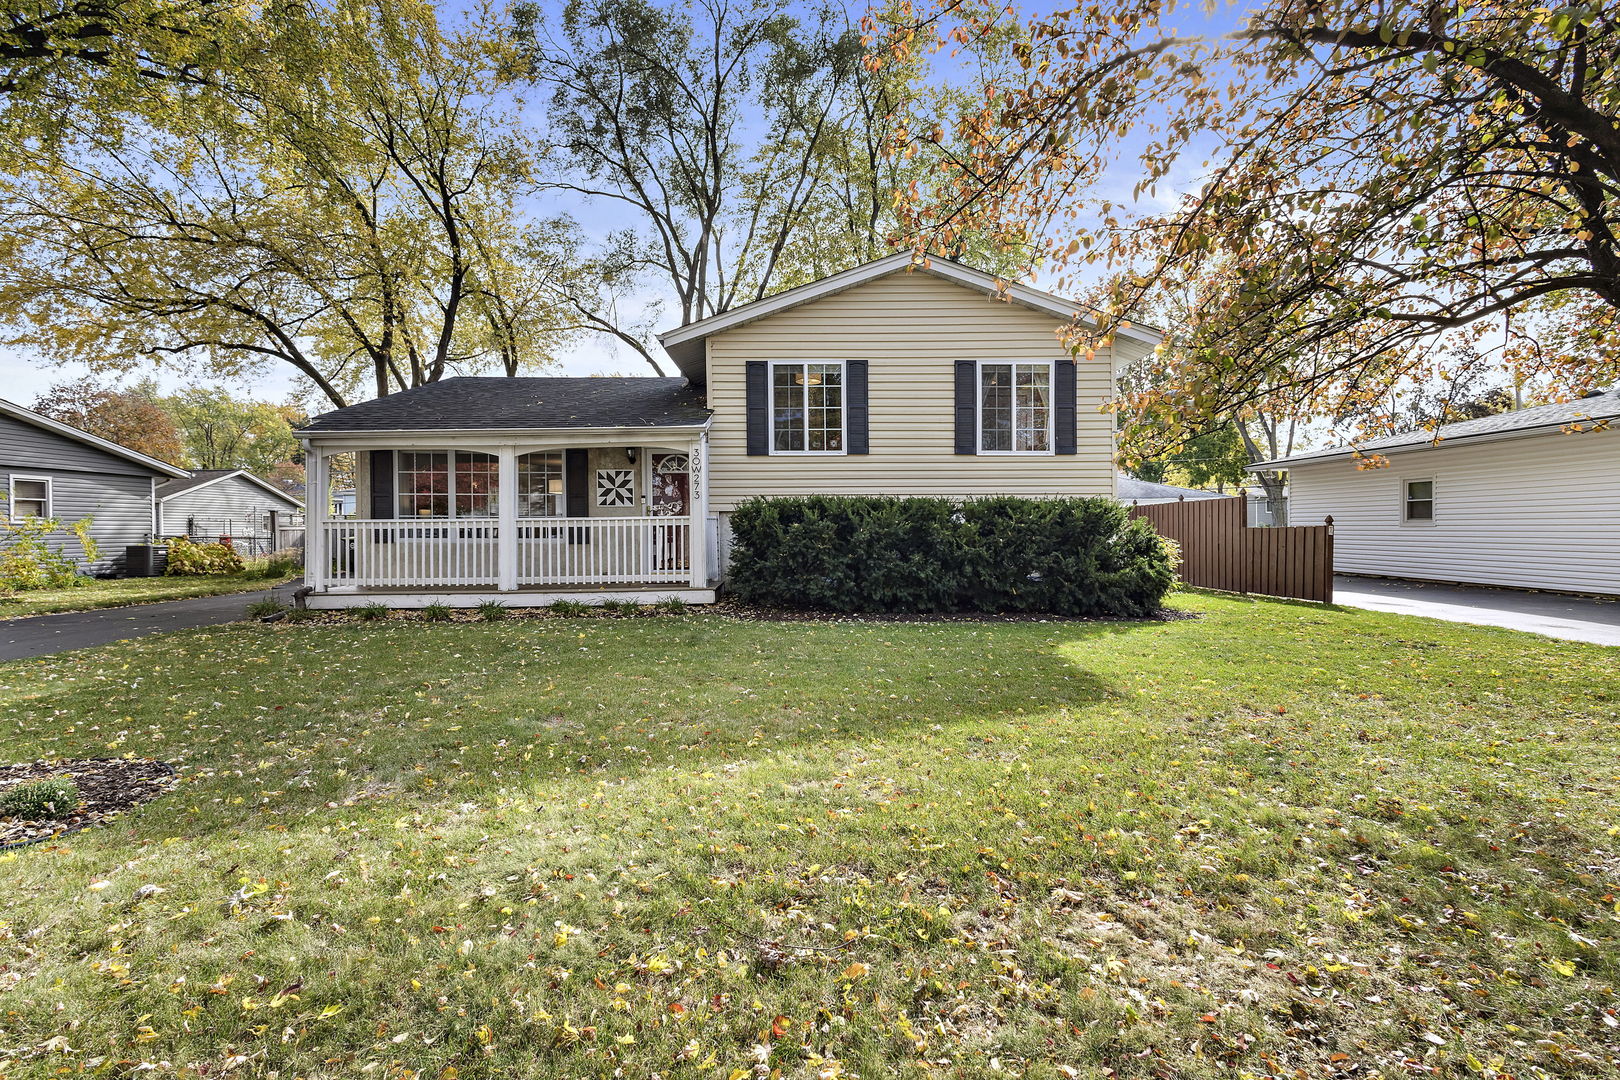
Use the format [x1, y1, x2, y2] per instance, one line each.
[1254, 389, 1619, 596]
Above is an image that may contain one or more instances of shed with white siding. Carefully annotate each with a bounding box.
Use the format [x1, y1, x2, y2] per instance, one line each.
[1252, 389, 1620, 596]
[156, 469, 304, 556]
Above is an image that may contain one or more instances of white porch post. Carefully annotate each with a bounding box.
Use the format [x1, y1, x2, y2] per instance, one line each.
[305, 444, 326, 591]
[688, 431, 708, 588]
[497, 446, 518, 591]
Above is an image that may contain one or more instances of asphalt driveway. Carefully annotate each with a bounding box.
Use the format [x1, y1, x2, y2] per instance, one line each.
[1334, 575, 1620, 647]
[0, 581, 300, 661]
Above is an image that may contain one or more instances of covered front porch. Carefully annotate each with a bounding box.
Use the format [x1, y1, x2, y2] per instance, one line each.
[303, 427, 714, 608]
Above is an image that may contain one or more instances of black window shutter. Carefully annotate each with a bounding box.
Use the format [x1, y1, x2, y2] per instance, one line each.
[745, 361, 769, 455]
[954, 360, 977, 455]
[565, 449, 589, 516]
[845, 359, 869, 454]
[564, 448, 590, 544]
[1054, 358, 1078, 455]
[368, 449, 395, 518]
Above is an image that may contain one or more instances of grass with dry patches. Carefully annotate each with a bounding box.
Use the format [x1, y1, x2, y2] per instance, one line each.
[0, 592, 1615, 1078]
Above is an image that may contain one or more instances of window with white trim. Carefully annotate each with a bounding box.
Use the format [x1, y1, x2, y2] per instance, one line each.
[1403, 479, 1435, 522]
[517, 451, 564, 517]
[8, 476, 50, 519]
[979, 362, 1052, 453]
[396, 451, 499, 518]
[771, 362, 844, 453]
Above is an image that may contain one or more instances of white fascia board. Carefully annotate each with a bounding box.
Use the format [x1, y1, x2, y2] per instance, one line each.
[1249, 422, 1600, 470]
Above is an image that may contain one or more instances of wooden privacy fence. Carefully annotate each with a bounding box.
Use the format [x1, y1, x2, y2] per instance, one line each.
[1128, 497, 1335, 603]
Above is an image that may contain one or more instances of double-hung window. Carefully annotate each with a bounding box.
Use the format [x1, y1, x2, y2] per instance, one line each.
[979, 362, 1052, 453]
[397, 451, 499, 518]
[1403, 479, 1435, 523]
[771, 362, 844, 453]
[517, 452, 564, 517]
[8, 476, 50, 519]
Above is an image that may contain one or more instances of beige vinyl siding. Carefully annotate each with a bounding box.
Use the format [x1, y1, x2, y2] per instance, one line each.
[1286, 427, 1620, 595]
[705, 271, 1124, 511]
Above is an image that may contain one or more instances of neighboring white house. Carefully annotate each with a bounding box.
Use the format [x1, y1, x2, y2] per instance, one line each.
[1116, 476, 1234, 506]
[295, 253, 1161, 608]
[156, 469, 305, 556]
[1253, 389, 1620, 596]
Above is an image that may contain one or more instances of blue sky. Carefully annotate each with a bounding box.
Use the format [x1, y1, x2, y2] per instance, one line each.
[0, 0, 1252, 412]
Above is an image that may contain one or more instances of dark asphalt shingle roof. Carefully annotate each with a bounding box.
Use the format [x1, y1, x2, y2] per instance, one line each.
[155, 468, 304, 506]
[299, 377, 710, 434]
[1258, 388, 1620, 467]
[155, 469, 238, 498]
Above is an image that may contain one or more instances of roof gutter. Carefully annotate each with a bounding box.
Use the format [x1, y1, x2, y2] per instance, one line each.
[297, 421, 713, 441]
[1249, 417, 1614, 470]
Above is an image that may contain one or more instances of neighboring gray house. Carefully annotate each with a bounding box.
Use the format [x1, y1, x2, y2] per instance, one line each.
[1, 397, 188, 576]
[156, 469, 304, 556]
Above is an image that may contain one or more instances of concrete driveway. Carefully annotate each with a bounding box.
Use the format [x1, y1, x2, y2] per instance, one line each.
[1333, 576, 1620, 647]
[0, 581, 300, 662]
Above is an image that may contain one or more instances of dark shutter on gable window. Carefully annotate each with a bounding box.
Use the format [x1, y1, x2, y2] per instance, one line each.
[1054, 358, 1078, 455]
[845, 359, 869, 454]
[954, 360, 977, 455]
[369, 450, 395, 518]
[745, 361, 769, 455]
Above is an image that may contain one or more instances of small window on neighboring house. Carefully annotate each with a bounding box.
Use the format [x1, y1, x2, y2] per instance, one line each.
[1404, 479, 1435, 522]
[771, 362, 844, 453]
[9, 477, 50, 519]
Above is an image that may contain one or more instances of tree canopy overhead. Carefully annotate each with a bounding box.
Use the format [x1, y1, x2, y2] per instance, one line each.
[1, 0, 581, 407]
[884, 0, 1620, 450]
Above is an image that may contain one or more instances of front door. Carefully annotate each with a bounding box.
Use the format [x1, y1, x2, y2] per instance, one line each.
[650, 454, 690, 570]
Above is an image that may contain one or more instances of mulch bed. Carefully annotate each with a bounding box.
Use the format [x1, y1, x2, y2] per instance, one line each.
[708, 599, 1198, 624]
[265, 600, 1197, 626]
[0, 758, 178, 848]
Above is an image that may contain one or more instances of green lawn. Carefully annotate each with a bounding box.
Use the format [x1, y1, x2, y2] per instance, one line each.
[0, 571, 294, 618]
[0, 594, 1615, 1078]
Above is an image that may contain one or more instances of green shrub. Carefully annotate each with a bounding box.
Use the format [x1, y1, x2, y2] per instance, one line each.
[549, 599, 590, 617]
[244, 597, 289, 618]
[0, 777, 80, 819]
[0, 514, 95, 591]
[354, 602, 390, 620]
[475, 600, 507, 621]
[728, 495, 1174, 617]
[600, 598, 640, 616]
[166, 535, 246, 576]
[260, 552, 302, 579]
[653, 597, 687, 614]
[420, 602, 453, 622]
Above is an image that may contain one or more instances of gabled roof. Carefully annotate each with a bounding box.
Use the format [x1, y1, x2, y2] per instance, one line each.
[656, 252, 1164, 380]
[1253, 388, 1620, 469]
[1116, 476, 1235, 503]
[298, 377, 710, 436]
[0, 397, 189, 478]
[156, 468, 303, 509]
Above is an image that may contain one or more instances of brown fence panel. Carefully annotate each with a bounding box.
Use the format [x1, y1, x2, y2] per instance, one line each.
[1129, 499, 1334, 603]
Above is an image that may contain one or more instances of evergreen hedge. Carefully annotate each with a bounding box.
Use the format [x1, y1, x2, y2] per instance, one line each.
[727, 495, 1174, 616]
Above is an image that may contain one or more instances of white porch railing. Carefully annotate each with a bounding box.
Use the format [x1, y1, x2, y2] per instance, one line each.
[321, 516, 690, 588]
[516, 517, 689, 585]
